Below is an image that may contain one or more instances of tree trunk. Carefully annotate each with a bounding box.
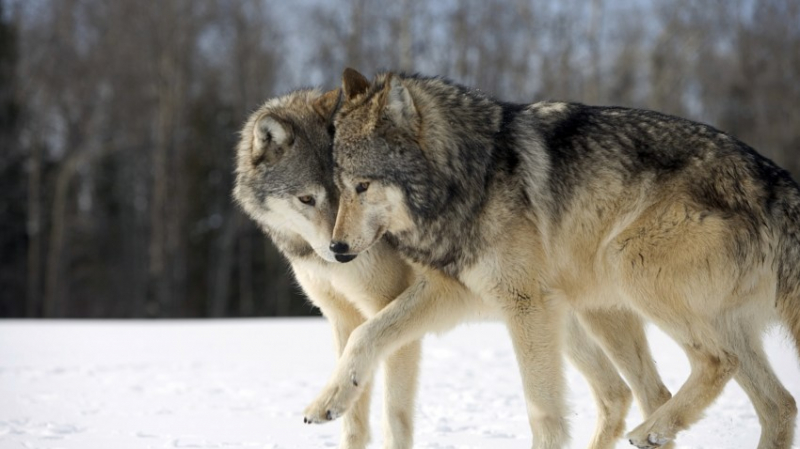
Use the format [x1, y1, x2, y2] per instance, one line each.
[209, 212, 240, 317]
[148, 49, 176, 317]
[398, 0, 413, 72]
[43, 147, 88, 317]
[238, 223, 255, 316]
[26, 142, 42, 317]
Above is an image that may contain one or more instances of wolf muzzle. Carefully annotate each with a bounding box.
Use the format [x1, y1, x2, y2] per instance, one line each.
[330, 241, 357, 263]
[334, 254, 356, 263]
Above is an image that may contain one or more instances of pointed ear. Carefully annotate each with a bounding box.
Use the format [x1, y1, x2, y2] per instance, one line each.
[384, 75, 418, 126]
[342, 68, 370, 100]
[312, 88, 341, 122]
[251, 116, 293, 165]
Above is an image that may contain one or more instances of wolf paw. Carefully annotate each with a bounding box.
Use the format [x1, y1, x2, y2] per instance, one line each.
[626, 430, 672, 449]
[303, 374, 361, 424]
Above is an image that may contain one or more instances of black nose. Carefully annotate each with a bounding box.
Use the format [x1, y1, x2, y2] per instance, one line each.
[329, 241, 350, 254]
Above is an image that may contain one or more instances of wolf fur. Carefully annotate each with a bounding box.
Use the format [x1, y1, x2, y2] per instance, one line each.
[234, 89, 672, 449]
[316, 68, 800, 449]
[234, 89, 422, 449]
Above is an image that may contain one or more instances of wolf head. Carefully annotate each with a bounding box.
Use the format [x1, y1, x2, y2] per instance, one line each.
[329, 68, 426, 260]
[233, 88, 345, 262]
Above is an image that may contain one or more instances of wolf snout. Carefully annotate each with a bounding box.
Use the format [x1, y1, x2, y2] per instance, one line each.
[330, 241, 357, 263]
[329, 241, 350, 254]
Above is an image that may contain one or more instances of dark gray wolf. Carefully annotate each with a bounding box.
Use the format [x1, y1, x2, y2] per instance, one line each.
[234, 88, 671, 449]
[310, 68, 800, 449]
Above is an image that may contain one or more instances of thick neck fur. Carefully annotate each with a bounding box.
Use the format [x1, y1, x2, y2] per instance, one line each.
[265, 226, 317, 260]
[373, 74, 523, 275]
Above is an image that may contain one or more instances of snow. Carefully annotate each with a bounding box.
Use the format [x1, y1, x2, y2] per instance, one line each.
[1, 319, 799, 449]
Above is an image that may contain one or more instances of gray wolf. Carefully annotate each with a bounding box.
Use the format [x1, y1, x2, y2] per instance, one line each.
[234, 89, 671, 448]
[312, 68, 800, 449]
[234, 88, 423, 449]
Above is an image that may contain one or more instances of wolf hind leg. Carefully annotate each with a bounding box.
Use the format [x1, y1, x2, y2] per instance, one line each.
[723, 319, 797, 449]
[564, 312, 632, 449]
[626, 325, 739, 449]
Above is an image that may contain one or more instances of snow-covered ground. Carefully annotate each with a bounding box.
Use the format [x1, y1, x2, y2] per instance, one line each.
[1, 318, 799, 449]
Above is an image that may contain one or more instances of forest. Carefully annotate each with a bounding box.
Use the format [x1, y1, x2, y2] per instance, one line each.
[1, 0, 798, 318]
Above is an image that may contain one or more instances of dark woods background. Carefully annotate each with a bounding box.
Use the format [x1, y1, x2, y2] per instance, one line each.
[1, 0, 798, 318]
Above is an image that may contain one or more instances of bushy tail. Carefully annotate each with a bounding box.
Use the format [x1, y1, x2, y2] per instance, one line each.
[779, 296, 800, 361]
[776, 182, 800, 360]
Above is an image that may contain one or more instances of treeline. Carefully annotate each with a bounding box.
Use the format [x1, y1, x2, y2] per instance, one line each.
[1, 0, 798, 318]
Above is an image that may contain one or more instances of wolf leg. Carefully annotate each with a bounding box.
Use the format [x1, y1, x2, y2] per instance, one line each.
[564, 312, 632, 449]
[611, 199, 749, 446]
[577, 309, 672, 418]
[626, 326, 739, 449]
[503, 295, 569, 449]
[304, 271, 473, 426]
[339, 379, 374, 449]
[314, 292, 373, 449]
[382, 340, 421, 449]
[723, 322, 797, 449]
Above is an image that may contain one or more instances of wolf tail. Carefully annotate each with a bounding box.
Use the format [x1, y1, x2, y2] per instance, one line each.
[779, 292, 800, 361]
[775, 182, 800, 360]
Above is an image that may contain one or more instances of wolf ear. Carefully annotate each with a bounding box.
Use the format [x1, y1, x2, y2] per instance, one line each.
[251, 116, 293, 165]
[312, 88, 341, 122]
[342, 68, 370, 101]
[384, 75, 418, 126]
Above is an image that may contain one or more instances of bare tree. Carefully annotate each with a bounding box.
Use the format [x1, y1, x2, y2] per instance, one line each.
[4, 0, 799, 318]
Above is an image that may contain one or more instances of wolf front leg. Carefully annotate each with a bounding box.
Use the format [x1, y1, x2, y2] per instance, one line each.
[574, 309, 674, 449]
[564, 312, 632, 449]
[501, 288, 570, 449]
[300, 278, 373, 449]
[576, 309, 672, 419]
[303, 270, 475, 431]
[382, 340, 421, 449]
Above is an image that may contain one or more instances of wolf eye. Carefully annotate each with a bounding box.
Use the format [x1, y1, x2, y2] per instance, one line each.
[355, 182, 370, 194]
[298, 195, 315, 206]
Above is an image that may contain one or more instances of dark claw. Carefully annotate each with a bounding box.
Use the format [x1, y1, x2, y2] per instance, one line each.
[326, 410, 332, 420]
